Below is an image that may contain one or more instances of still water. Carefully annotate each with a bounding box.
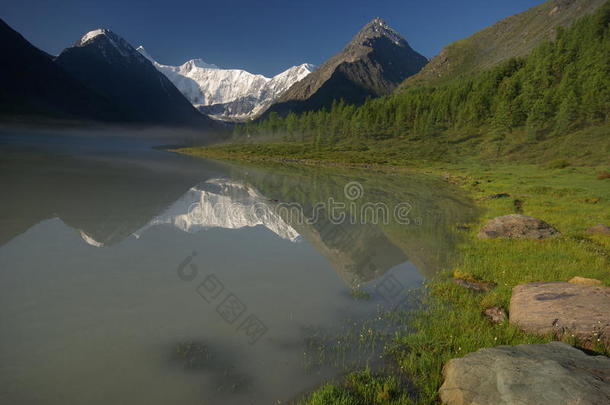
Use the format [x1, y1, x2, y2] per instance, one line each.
[0, 129, 477, 404]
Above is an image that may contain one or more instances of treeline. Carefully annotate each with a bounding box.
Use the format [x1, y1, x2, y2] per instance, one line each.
[236, 3, 609, 145]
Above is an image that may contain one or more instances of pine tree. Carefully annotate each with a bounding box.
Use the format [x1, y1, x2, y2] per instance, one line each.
[554, 90, 580, 135]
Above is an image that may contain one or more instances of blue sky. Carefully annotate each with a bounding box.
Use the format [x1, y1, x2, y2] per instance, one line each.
[2, 0, 543, 76]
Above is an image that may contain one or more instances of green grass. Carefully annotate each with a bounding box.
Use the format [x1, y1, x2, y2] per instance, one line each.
[174, 146, 610, 404]
[175, 125, 610, 167]
[294, 163, 610, 405]
[387, 164, 610, 403]
[300, 369, 412, 405]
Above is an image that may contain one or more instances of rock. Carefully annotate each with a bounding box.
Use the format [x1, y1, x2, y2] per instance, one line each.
[452, 277, 496, 293]
[478, 214, 559, 239]
[439, 342, 610, 405]
[586, 224, 610, 235]
[569, 276, 603, 286]
[509, 282, 610, 346]
[483, 306, 507, 324]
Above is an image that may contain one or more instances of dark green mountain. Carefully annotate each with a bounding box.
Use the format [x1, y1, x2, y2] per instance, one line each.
[264, 18, 427, 117]
[401, 0, 606, 88]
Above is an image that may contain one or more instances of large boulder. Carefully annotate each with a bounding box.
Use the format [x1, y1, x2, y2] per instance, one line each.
[510, 282, 610, 346]
[439, 342, 610, 405]
[478, 214, 559, 239]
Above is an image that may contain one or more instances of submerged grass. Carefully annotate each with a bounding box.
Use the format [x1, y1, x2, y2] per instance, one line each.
[174, 144, 610, 404]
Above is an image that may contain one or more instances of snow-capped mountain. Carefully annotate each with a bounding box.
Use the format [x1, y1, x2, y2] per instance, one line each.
[55, 29, 214, 127]
[136, 46, 315, 121]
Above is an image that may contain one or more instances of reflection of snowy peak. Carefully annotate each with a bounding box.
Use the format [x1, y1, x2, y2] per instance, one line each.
[79, 230, 105, 247]
[136, 46, 314, 121]
[134, 179, 300, 241]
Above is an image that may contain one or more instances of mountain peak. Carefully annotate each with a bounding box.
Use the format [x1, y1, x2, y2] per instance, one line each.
[184, 58, 218, 70]
[354, 17, 406, 46]
[136, 46, 219, 70]
[75, 28, 138, 59]
[370, 17, 388, 27]
[78, 28, 113, 46]
[266, 16, 427, 116]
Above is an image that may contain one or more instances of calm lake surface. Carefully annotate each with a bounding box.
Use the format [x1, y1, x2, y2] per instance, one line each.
[0, 129, 477, 404]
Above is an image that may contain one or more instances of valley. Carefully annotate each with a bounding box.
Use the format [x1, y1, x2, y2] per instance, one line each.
[0, 0, 608, 404]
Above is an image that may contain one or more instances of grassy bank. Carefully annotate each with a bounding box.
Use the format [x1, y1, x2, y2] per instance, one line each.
[177, 125, 610, 167]
[385, 163, 610, 404]
[304, 162, 610, 405]
[175, 145, 610, 404]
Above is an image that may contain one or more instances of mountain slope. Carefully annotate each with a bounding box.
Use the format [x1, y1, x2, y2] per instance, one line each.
[401, 0, 606, 88]
[0, 19, 121, 122]
[137, 46, 315, 121]
[55, 29, 214, 127]
[265, 17, 428, 116]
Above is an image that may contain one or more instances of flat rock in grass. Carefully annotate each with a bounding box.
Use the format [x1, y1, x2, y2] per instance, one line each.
[439, 342, 610, 405]
[586, 224, 610, 235]
[509, 282, 610, 345]
[478, 214, 559, 239]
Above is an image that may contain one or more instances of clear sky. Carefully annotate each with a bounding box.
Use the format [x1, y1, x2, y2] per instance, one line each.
[2, 0, 544, 77]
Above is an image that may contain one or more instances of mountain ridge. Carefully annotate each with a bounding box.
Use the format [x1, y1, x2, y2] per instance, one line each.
[137, 46, 315, 121]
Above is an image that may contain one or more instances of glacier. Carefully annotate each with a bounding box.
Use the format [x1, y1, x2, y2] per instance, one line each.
[136, 46, 314, 121]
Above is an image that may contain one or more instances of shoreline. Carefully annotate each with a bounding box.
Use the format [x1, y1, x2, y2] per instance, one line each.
[173, 146, 610, 404]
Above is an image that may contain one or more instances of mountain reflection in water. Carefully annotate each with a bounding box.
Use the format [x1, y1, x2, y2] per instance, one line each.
[0, 133, 478, 405]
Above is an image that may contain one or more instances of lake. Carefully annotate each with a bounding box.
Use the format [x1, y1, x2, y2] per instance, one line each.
[0, 128, 478, 404]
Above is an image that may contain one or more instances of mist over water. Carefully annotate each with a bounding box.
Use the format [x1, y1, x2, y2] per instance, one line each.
[0, 129, 477, 404]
